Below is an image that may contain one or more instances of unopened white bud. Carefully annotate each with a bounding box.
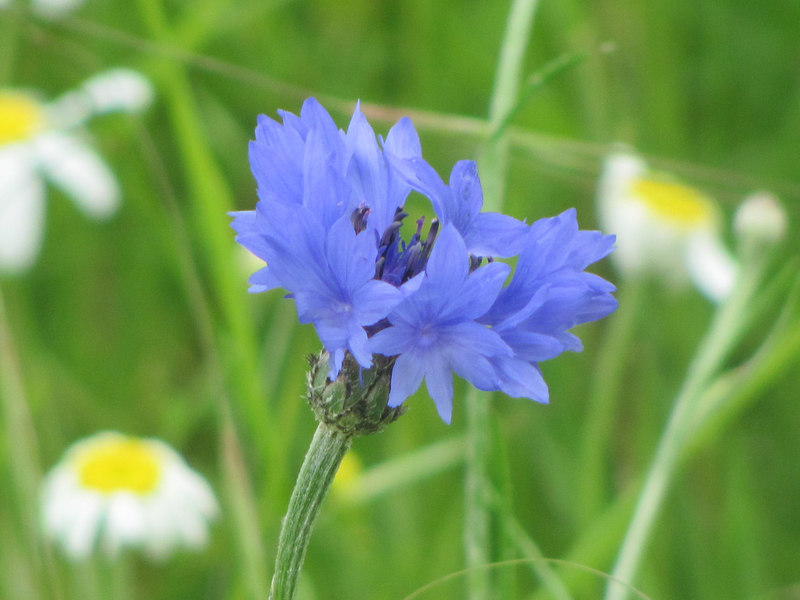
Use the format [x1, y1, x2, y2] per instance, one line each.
[734, 191, 787, 246]
[81, 69, 154, 115]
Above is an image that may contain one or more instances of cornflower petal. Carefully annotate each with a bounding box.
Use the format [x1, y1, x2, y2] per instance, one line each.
[250, 116, 305, 205]
[387, 351, 427, 407]
[352, 279, 405, 324]
[492, 357, 549, 402]
[345, 103, 385, 209]
[422, 352, 454, 423]
[492, 329, 564, 362]
[325, 217, 375, 286]
[344, 102, 418, 238]
[443, 260, 510, 321]
[476, 210, 617, 403]
[302, 130, 350, 229]
[229, 210, 270, 262]
[299, 98, 343, 157]
[368, 322, 415, 356]
[383, 117, 421, 162]
[424, 221, 469, 293]
[395, 157, 528, 257]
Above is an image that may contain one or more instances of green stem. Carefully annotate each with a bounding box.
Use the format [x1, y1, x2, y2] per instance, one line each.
[464, 388, 492, 598]
[135, 0, 270, 454]
[465, 2, 540, 598]
[605, 262, 764, 600]
[270, 424, 351, 600]
[0, 286, 55, 598]
[109, 554, 134, 600]
[480, 0, 540, 210]
[578, 280, 645, 522]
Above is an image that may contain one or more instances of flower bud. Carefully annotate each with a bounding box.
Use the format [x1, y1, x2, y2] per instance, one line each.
[307, 351, 404, 437]
[734, 191, 787, 247]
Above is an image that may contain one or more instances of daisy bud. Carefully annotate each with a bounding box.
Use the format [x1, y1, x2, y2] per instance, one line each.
[734, 191, 787, 249]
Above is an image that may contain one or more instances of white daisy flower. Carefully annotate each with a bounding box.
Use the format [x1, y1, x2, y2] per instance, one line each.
[0, 68, 152, 274]
[597, 151, 738, 302]
[41, 431, 219, 561]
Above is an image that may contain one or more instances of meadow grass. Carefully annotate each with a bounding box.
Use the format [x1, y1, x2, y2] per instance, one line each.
[1, 0, 799, 598]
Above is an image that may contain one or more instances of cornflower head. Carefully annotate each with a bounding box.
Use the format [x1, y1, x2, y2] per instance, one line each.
[233, 98, 617, 425]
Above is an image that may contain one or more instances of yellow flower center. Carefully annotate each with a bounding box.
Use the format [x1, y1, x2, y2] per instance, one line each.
[77, 436, 162, 495]
[630, 177, 714, 228]
[0, 92, 45, 145]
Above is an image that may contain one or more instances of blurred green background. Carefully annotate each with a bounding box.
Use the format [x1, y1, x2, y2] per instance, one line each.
[1, 0, 799, 598]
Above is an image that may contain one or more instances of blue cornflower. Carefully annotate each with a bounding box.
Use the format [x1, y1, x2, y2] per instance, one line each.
[233, 98, 617, 423]
[369, 224, 513, 423]
[231, 98, 420, 376]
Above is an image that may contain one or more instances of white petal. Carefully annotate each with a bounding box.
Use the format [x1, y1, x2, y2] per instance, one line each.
[80, 69, 154, 115]
[686, 232, 738, 302]
[102, 493, 147, 556]
[176, 467, 219, 519]
[596, 152, 650, 275]
[141, 494, 179, 560]
[62, 492, 105, 560]
[0, 146, 46, 273]
[31, 0, 84, 17]
[41, 469, 79, 536]
[170, 502, 210, 549]
[33, 131, 120, 219]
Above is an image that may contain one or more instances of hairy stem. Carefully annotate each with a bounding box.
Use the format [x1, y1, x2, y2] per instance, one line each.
[270, 424, 351, 600]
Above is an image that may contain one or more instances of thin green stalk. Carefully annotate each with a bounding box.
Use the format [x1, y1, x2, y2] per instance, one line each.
[221, 414, 271, 600]
[480, 0, 541, 210]
[466, 1, 540, 598]
[270, 424, 351, 600]
[605, 261, 765, 600]
[0, 288, 42, 570]
[134, 127, 270, 599]
[532, 276, 798, 600]
[529, 482, 638, 600]
[579, 280, 645, 522]
[486, 487, 573, 600]
[687, 279, 800, 454]
[109, 555, 134, 600]
[487, 51, 587, 146]
[134, 0, 270, 451]
[72, 560, 103, 600]
[0, 287, 62, 600]
[133, 8, 278, 594]
[464, 388, 492, 598]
